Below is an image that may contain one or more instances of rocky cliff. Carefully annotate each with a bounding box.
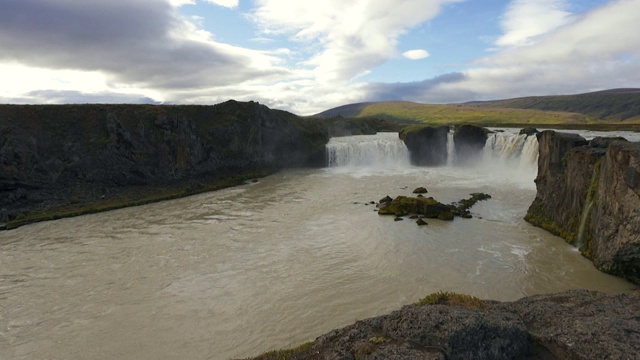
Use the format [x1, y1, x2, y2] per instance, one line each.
[1, 101, 397, 229]
[399, 124, 490, 167]
[525, 130, 640, 283]
[453, 124, 489, 165]
[251, 290, 640, 360]
[399, 125, 449, 166]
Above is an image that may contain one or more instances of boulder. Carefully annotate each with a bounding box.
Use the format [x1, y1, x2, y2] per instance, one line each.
[412, 187, 428, 194]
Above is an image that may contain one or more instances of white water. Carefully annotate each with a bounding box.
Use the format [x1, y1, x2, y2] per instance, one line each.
[1, 129, 637, 360]
[327, 129, 540, 185]
[326, 133, 410, 168]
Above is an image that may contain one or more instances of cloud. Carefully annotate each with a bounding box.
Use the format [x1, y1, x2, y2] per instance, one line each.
[0, 0, 285, 92]
[354, 0, 640, 106]
[202, 0, 239, 8]
[496, 0, 572, 47]
[365, 73, 467, 102]
[5, 90, 160, 105]
[250, 0, 461, 83]
[402, 49, 430, 60]
[431, 0, 640, 101]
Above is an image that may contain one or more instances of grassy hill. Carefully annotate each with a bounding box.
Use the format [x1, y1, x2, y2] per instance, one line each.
[314, 89, 640, 129]
[469, 88, 640, 122]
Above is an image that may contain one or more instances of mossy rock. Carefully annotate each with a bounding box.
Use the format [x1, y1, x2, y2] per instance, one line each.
[378, 196, 453, 221]
[417, 291, 485, 308]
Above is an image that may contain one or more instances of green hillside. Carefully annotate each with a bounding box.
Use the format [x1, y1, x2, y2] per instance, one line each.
[314, 89, 640, 128]
[469, 88, 640, 122]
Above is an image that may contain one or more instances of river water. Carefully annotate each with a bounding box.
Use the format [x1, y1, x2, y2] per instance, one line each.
[1, 130, 637, 360]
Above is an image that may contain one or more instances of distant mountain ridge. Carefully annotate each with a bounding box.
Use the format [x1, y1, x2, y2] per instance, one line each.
[314, 88, 640, 125]
[467, 88, 640, 122]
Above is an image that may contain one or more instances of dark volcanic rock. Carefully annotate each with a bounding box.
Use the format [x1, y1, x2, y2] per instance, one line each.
[378, 196, 454, 221]
[399, 125, 449, 166]
[453, 124, 489, 165]
[526, 130, 640, 283]
[589, 136, 627, 148]
[590, 141, 640, 282]
[504, 290, 640, 359]
[251, 290, 640, 360]
[519, 127, 539, 137]
[0, 102, 330, 228]
[318, 116, 402, 137]
[412, 187, 428, 194]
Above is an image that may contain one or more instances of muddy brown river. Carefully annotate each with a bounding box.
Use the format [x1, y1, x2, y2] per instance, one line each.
[0, 131, 635, 359]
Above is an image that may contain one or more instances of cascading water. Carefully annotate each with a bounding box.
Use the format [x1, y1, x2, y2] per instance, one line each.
[483, 132, 539, 171]
[326, 132, 411, 168]
[447, 131, 455, 166]
[327, 130, 539, 171]
[326, 129, 539, 187]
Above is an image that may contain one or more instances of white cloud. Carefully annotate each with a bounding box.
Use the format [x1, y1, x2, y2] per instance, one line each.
[0, 0, 287, 104]
[496, 0, 572, 47]
[250, 0, 460, 83]
[202, 0, 239, 8]
[402, 49, 430, 60]
[169, 0, 196, 7]
[412, 0, 640, 102]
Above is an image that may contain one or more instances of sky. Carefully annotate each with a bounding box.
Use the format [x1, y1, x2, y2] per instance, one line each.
[0, 0, 638, 115]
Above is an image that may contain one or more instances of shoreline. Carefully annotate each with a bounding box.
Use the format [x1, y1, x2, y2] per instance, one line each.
[3, 169, 274, 230]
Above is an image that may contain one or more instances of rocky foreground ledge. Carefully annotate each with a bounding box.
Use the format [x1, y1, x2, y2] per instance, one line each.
[249, 290, 640, 360]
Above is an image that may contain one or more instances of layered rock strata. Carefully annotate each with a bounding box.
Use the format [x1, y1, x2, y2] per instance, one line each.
[453, 124, 489, 165]
[399, 125, 449, 166]
[525, 130, 640, 283]
[1, 101, 395, 229]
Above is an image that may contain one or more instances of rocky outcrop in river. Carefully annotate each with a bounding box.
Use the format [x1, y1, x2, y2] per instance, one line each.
[525, 130, 640, 283]
[250, 289, 640, 360]
[453, 124, 489, 165]
[0, 101, 395, 229]
[398, 124, 490, 166]
[399, 125, 449, 166]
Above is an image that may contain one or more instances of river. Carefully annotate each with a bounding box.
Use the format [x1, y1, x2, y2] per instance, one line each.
[0, 129, 637, 359]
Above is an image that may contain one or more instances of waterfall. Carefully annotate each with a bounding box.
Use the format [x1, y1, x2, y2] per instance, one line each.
[326, 133, 411, 168]
[326, 130, 539, 176]
[447, 131, 455, 166]
[483, 132, 539, 171]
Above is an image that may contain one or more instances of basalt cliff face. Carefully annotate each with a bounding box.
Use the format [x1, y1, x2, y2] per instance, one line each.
[399, 124, 490, 166]
[399, 125, 450, 166]
[525, 130, 640, 283]
[0, 101, 393, 229]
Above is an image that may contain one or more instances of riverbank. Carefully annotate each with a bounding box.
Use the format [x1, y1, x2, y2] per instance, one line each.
[0, 102, 400, 230]
[2, 169, 272, 230]
[249, 289, 640, 360]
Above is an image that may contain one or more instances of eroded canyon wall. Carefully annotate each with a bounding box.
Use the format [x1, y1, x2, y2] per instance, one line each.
[525, 130, 640, 283]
